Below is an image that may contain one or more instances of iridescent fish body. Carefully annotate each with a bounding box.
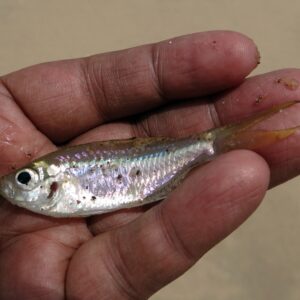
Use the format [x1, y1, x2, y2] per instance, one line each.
[0, 101, 298, 217]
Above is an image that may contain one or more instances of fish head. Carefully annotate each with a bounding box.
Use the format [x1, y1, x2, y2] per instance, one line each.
[0, 161, 72, 214]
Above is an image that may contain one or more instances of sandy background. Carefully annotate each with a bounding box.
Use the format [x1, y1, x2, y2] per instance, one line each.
[0, 1, 299, 299]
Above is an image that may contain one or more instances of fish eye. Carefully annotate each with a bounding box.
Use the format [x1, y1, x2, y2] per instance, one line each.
[17, 171, 31, 185]
[15, 168, 40, 190]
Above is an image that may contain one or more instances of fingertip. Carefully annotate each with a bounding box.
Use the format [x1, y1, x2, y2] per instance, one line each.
[162, 150, 270, 255]
[203, 30, 260, 84]
[214, 150, 270, 213]
[183, 149, 270, 210]
[161, 30, 260, 97]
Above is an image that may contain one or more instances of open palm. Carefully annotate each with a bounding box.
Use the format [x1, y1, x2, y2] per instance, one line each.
[0, 31, 299, 300]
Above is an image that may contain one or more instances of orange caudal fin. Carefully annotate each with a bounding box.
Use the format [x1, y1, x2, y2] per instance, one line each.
[206, 100, 300, 153]
[217, 127, 299, 152]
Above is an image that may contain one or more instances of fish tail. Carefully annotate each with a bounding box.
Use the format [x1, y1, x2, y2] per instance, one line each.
[207, 100, 300, 153]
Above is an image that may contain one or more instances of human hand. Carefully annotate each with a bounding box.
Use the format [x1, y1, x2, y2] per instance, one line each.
[0, 31, 299, 299]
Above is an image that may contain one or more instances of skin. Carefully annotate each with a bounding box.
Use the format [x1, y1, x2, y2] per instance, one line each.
[0, 30, 299, 299]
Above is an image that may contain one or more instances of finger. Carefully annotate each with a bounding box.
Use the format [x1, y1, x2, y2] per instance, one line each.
[133, 69, 300, 137]
[2, 31, 259, 143]
[66, 150, 269, 299]
[214, 68, 300, 186]
[0, 83, 56, 176]
[74, 69, 300, 185]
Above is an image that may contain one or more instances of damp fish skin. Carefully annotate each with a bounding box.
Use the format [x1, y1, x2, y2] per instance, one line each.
[0, 101, 298, 218]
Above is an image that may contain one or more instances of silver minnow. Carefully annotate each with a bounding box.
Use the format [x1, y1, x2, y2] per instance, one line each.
[0, 101, 298, 217]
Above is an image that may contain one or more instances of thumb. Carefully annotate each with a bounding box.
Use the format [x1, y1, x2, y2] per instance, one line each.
[66, 150, 269, 300]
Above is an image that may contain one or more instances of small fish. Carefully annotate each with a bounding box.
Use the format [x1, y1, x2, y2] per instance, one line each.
[0, 101, 299, 217]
